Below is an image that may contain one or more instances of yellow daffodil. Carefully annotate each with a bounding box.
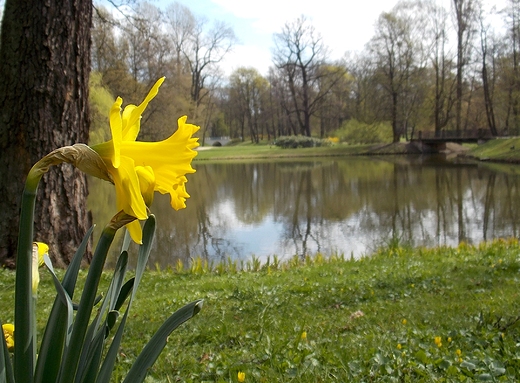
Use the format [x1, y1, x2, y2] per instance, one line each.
[2, 323, 14, 352]
[237, 371, 245, 382]
[35, 241, 49, 266]
[32, 242, 49, 294]
[91, 77, 199, 243]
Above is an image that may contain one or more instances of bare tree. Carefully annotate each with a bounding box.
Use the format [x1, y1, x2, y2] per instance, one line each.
[453, 0, 478, 132]
[273, 16, 345, 137]
[479, 8, 499, 136]
[425, 0, 457, 136]
[228, 68, 269, 143]
[165, 3, 235, 107]
[369, 10, 416, 142]
[502, 0, 520, 134]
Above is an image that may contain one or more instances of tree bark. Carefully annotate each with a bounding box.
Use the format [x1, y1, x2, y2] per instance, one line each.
[0, 0, 92, 267]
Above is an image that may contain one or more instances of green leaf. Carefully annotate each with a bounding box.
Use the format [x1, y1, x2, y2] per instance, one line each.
[96, 306, 131, 383]
[76, 250, 128, 381]
[96, 216, 156, 383]
[77, 326, 107, 383]
[114, 278, 134, 312]
[122, 300, 203, 383]
[58, 226, 117, 383]
[42, 256, 75, 344]
[132, 215, 156, 299]
[121, 229, 132, 253]
[106, 310, 120, 331]
[34, 226, 94, 383]
[461, 361, 477, 371]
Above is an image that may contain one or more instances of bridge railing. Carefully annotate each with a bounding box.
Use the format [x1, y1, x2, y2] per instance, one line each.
[415, 129, 494, 141]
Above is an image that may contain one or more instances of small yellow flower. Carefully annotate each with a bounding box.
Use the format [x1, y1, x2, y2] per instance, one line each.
[32, 242, 49, 294]
[301, 331, 307, 341]
[448, 337, 452, 343]
[402, 319, 407, 325]
[456, 349, 462, 356]
[434, 336, 442, 347]
[237, 371, 245, 382]
[35, 242, 48, 266]
[397, 343, 402, 350]
[2, 324, 14, 352]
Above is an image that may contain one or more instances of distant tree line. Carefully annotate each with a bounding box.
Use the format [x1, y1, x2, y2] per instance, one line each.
[91, 0, 519, 145]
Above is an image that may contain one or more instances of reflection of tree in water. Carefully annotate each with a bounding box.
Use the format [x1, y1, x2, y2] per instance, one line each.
[94, 157, 520, 269]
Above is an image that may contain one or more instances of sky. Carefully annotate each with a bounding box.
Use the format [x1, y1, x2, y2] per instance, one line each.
[0, 0, 506, 76]
[153, 0, 507, 77]
[160, 0, 400, 76]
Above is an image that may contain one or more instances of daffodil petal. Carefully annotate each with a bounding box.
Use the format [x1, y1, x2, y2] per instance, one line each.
[32, 243, 40, 294]
[122, 77, 165, 141]
[89, 78, 199, 244]
[110, 156, 148, 220]
[118, 117, 199, 210]
[110, 97, 123, 168]
[121, 104, 140, 142]
[35, 242, 49, 267]
[135, 165, 155, 207]
[126, 220, 143, 244]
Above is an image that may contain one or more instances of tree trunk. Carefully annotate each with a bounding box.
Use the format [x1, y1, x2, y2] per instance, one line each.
[0, 0, 92, 267]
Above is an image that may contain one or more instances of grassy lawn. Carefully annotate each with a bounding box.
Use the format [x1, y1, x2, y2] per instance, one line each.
[194, 137, 520, 164]
[2, 239, 520, 381]
[194, 143, 372, 161]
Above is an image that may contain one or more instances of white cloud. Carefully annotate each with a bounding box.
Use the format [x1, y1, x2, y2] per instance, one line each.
[211, 0, 398, 67]
[221, 44, 273, 77]
[157, 0, 507, 77]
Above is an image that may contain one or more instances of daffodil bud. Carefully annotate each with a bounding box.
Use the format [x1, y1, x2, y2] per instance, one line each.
[28, 144, 113, 186]
[2, 323, 14, 352]
[31, 242, 49, 294]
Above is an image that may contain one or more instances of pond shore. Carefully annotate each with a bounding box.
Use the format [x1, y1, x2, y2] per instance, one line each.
[194, 137, 520, 163]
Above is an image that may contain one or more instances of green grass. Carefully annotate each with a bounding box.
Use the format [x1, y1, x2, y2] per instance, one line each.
[196, 137, 520, 164]
[194, 143, 372, 161]
[468, 137, 520, 163]
[2, 239, 520, 381]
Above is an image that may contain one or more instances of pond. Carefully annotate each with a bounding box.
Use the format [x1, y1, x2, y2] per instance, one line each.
[88, 155, 520, 268]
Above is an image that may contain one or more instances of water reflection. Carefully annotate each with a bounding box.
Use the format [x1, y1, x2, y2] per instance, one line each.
[88, 156, 520, 268]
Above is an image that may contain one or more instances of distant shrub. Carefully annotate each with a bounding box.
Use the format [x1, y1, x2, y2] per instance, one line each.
[274, 135, 332, 149]
[333, 119, 393, 144]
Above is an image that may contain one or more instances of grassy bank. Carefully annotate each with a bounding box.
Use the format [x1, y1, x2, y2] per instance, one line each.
[193, 142, 372, 161]
[467, 137, 520, 163]
[2, 239, 520, 381]
[194, 137, 520, 163]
